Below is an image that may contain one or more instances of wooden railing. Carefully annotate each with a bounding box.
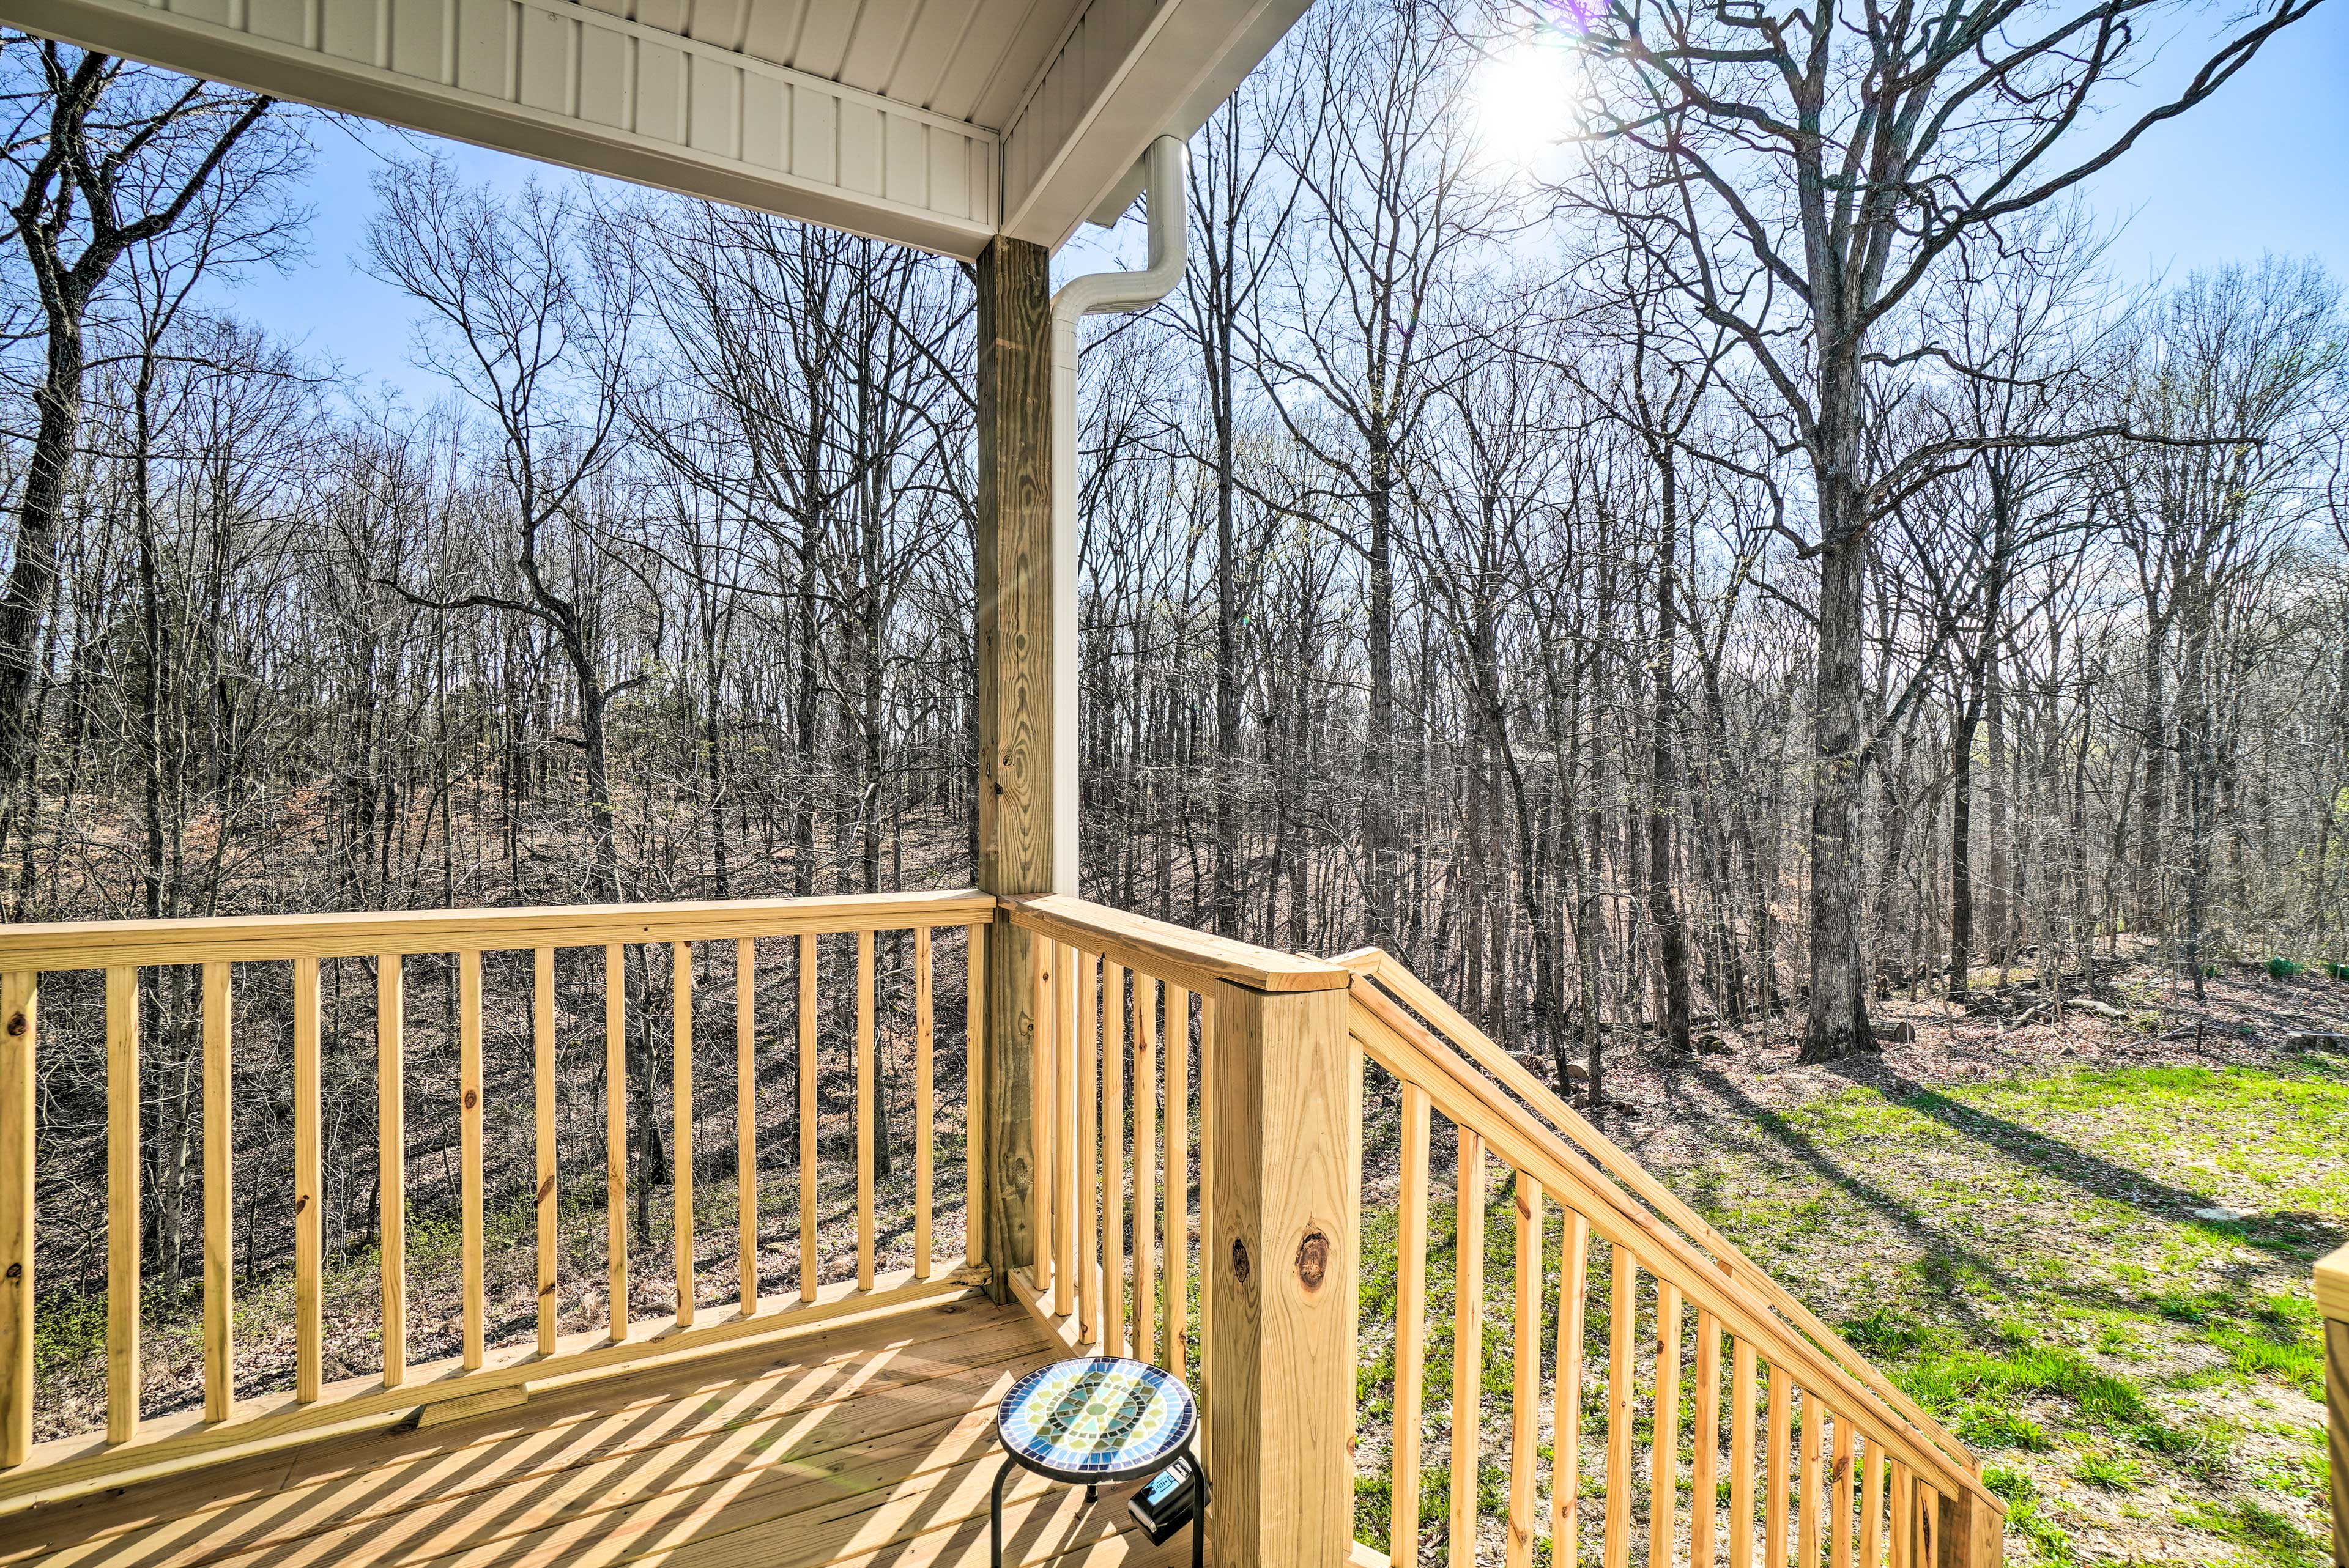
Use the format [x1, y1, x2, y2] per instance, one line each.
[0, 888, 991, 1506]
[2319, 1242, 2346, 1568]
[1001, 893, 1360, 1565]
[1342, 950, 2005, 1568]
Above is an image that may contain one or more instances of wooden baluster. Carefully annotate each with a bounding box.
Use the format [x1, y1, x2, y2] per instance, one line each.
[914, 925, 933, 1281]
[1730, 1338, 1758, 1568]
[1914, 1483, 1938, 1568]
[1799, 1390, 1823, 1568]
[460, 950, 484, 1369]
[1606, 1244, 1638, 1568]
[965, 923, 985, 1274]
[738, 938, 759, 1312]
[1195, 986, 1215, 1441]
[1103, 961, 1125, 1355]
[1392, 1082, 1431, 1568]
[379, 956, 406, 1385]
[294, 956, 322, 1403]
[1649, 1280, 1683, 1568]
[1860, 1440, 1885, 1568]
[674, 942, 696, 1325]
[1450, 1125, 1486, 1568]
[605, 944, 628, 1341]
[1052, 943, 1077, 1318]
[798, 933, 817, 1303]
[535, 947, 558, 1355]
[1133, 972, 1157, 1366]
[106, 966, 139, 1444]
[1693, 1311, 1723, 1567]
[1764, 1365, 1792, 1568]
[1077, 951, 1099, 1343]
[1553, 1208, 1592, 1568]
[1509, 1172, 1542, 1568]
[1888, 1463, 1912, 1568]
[202, 963, 232, 1422]
[855, 930, 875, 1292]
[1032, 938, 1054, 1299]
[0, 972, 34, 1464]
[1165, 983, 1189, 1375]
[1831, 1415, 1855, 1568]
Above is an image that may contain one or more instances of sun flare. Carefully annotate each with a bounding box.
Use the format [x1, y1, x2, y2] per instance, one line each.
[1468, 33, 1583, 175]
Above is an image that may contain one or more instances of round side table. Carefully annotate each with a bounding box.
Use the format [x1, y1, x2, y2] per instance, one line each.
[989, 1356, 1207, 1568]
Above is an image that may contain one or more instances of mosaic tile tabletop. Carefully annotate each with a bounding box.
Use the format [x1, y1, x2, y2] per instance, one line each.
[995, 1356, 1196, 1482]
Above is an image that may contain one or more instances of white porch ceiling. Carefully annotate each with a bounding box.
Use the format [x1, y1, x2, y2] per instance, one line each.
[0, 0, 1306, 257]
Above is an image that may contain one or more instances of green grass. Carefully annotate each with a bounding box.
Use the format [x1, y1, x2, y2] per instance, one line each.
[1653, 1047, 2345, 1566]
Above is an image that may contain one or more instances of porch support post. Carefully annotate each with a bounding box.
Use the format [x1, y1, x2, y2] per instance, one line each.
[2319, 1243, 2347, 1567]
[974, 234, 1054, 1300]
[1206, 977, 1360, 1567]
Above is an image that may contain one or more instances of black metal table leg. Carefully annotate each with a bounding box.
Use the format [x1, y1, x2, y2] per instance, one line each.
[990, 1454, 1019, 1568]
[1190, 1442, 1209, 1568]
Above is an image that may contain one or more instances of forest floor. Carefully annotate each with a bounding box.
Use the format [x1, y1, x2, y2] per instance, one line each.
[1591, 958, 2348, 1567]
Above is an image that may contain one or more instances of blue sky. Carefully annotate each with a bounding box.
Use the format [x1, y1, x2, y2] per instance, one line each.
[240, 0, 2349, 404]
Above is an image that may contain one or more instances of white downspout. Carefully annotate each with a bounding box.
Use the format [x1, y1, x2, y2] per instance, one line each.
[1048, 133, 1189, 895]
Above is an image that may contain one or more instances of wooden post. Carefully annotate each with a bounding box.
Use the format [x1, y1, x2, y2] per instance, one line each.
[1204, 977, 1357, 1568]
[2318, 1243, 2347, 1568]
[974, 233, 1052, 1300]
[1934, 1482, 2003, 1567]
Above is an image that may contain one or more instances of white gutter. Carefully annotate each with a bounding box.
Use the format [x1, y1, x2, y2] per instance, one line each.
[1048, 133, 1190, 894]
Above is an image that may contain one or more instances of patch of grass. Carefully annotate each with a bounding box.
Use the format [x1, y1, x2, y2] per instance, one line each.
[2069, 1450, 2143, 1491]
[2182, 1500, 2328, 1568]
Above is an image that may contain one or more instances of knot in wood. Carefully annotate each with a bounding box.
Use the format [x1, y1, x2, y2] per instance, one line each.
[1230, 1237, 1250, 1285]
[1295, 1228, 1330, 1291]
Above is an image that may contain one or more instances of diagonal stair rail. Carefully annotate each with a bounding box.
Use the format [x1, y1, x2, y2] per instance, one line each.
[1338, 947, 2003, 1568]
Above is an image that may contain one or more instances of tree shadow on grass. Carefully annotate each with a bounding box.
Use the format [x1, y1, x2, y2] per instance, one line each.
[1682, 1065, 2009, 1333]
[1843, 1063, 2341, 1263]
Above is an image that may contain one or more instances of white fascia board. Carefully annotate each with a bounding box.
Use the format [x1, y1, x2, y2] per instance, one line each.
[997, 0, 1308, 248]
[4, 0, 1002, 260]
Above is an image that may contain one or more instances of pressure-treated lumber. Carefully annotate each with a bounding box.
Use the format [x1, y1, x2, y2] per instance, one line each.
[379, 956, 407, 1387]
[1508, 1174, 1542, 1568]
[1204, 975, 1357, 1568]
[202, 964, 231, 1423]
[973, 235, 1050, 1312]
[1132, 974, 1158, 1366]
[2317, 1244, 2346, 1568]
[459, 951, 486, 1369]
[1554, 1208, 1592, 1568]
[675, 942, 698, 1326]
[916, 925, 935, 1280]
[1606, 1244, 1637, 1568]
[1, 973, 34, 1466]
[106, 966, 139, 1445]
[857, 930, 877, 1293]
[1451, 1127, 1486, 1568]
[293, 958, 322, 1404]
[1391, 1082, 1431, 1568]
[0, 889, 994, 971]
[606, 944, 629, 1341]
[800, 933, 818, 1304]
[740, 938, 760, 1309]
[536, 947, 559, 1354]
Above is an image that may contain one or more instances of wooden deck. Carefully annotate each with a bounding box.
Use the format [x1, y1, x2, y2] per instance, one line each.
[2, 1296, 1208, 1568]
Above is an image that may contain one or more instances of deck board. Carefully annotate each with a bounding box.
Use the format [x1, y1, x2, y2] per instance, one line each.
[9, 1298, 1199, 1568]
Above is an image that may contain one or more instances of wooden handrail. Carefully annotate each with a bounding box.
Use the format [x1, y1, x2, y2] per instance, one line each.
[1337, 945, 1978, 1481]
[1002, 893, 1351, 996]
[1348, 988, 1995, 1511]
[0, 889, 995, 970]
